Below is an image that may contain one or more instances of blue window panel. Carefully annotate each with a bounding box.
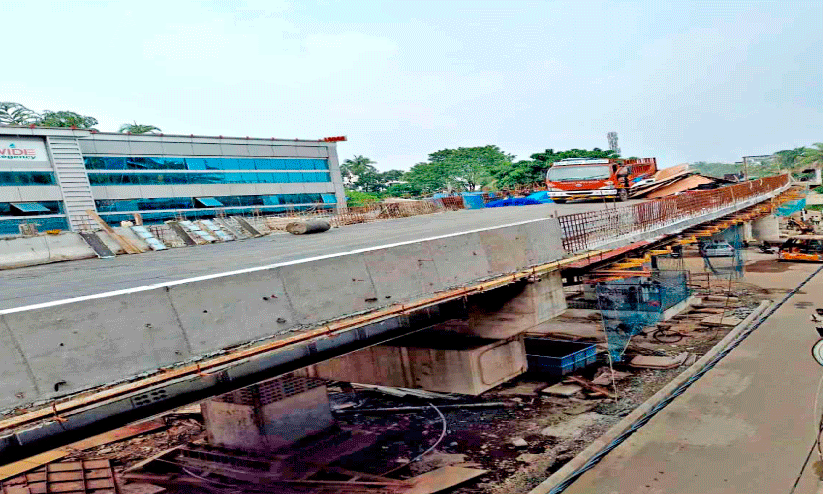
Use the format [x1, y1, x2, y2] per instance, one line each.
[202, 158, 223, 170]
[185, 158, 207, 170]
[287, 172, 302, 183]
[195, 197, 223, 208]
[321, 194, 337, 204]
[236, 158, 255, 170]
[11, 202, 50, 213]
[0, 172, 56, 185]
[254, 159, 274, 170]
[262, 195, 280, 206]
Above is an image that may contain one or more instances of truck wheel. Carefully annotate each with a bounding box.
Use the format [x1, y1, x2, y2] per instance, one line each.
[618, 189, 629, 201]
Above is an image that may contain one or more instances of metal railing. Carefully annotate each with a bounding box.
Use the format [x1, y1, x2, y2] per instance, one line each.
[558, 175, 790, 252]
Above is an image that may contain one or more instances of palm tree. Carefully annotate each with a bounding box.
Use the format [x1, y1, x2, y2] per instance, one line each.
[0, 102, 40, 126]
[118, 122, 162, 134]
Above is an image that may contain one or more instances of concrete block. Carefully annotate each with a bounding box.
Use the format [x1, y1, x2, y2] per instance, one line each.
[167, 269, 297, 353]
[0, 234, 96, 270]
[476, 223, 539, 274]
[424, 233, 492, 288]
[307, 331, 527, 395]
[278, 256, 377, 324]
[0, 316, 40, 409]
[463, 271, 566, 339]
[42, 233, 97, 262]
[2, 288, 191, 399]
[202, 375, 333, 452]
[360, 243, 441, 302]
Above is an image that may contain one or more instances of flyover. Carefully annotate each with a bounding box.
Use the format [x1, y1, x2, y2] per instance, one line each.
[0, 176, 792, 462]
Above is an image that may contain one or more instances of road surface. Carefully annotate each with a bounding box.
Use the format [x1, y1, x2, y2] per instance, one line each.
[561, 259, 823, 493]
[0, 201, 636, 310]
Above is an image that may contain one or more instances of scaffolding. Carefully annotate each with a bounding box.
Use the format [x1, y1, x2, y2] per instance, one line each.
[597, 270, 690, 361]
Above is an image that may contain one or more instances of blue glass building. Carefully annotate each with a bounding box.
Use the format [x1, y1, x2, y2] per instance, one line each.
[0, 127, 345, 235]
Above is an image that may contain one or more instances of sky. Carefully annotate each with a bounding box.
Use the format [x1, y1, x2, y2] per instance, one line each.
[5, 0, 822, 170]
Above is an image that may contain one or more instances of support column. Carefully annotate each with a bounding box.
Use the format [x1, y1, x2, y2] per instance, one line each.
[742, 221, 754, 243]
[751, 214, 780, 242]
[201, 374, 334, 453]
[462, 271, 567, 339]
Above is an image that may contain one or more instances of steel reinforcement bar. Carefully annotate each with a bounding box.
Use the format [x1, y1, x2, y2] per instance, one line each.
[558, 175, 790, 252]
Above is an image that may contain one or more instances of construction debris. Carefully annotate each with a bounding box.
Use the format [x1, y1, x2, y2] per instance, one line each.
[351, 384, 460, 400]
[404, 466, 488, 494]
[540, 384, 582, 397]
[629, 352, 690, 369]
[566, 376, 616, 399]
[700, 314, 743, 327]
[333, 403, 511, 414]
[0, 419, 167, 481]
[2, 459, 118, 494]
[286, 219, 332, 235]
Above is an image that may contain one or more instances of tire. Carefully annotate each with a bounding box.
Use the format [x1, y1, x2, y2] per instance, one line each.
[553, 199, 566, 204]
[618, 188, 629, 201]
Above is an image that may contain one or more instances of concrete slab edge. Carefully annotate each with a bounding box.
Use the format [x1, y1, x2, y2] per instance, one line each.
[528, 298, 773, 494]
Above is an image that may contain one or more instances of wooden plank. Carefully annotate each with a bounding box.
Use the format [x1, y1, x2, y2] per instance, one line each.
[47, 472, 83, 482]
[566, 376, 616, 399]
[404, 466, 487, 494]
[0, 452, 67, 482]
[46, 463, 83, 472]
[86, 210, 142, 254]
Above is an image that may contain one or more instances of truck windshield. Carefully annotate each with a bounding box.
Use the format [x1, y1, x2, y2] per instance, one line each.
[547, 165, 611, 182]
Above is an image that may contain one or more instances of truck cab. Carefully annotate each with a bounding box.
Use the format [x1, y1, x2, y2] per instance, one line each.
[546, 157, 657, 203]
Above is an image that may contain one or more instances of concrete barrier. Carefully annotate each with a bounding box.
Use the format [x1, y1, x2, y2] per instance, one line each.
[0, 233, 96, 270]
[0, 217, 566, 410]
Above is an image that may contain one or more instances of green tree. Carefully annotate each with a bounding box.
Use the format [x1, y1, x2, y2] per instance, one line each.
[0, 102, 39, 126]
[403, 161, 451, 194]
[379, 169, 405, 183]
[799, 143, 823, 168]
[345, 189, 382, 207]
[38, 110, 98, 130]
[341, 155, 383, 193]
[489, 148, 621, 188]
[386, 182, 423, 197]
[426, 145, 513, 191]
[118, 122, 161, 134]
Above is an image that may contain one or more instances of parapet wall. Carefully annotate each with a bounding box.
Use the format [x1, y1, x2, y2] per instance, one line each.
[0, 217, 564, 411]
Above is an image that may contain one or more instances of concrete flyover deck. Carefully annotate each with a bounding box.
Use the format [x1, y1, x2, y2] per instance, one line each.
[0, 201, 629, 310]
[554, 261, 823, 494]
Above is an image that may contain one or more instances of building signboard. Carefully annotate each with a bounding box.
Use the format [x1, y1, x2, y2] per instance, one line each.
[0, 138, 50, 167]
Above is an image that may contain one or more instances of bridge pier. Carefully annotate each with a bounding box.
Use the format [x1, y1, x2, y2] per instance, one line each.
[463, 272, 566, 339]
[751, 214, 780, 242]
[302, 272, 564, 395]
[201, 374, 334, 453]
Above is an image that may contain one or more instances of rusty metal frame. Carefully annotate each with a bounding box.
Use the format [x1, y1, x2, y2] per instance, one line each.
[559, 175, 790, 252]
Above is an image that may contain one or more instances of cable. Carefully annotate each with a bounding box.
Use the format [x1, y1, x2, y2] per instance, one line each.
[412, 403, 448, 463]
[548, 263, 823, 494]
[380, 402, 448, 476]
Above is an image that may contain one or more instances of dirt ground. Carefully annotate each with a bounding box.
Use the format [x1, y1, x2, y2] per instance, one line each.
[58, 245, 784, 494]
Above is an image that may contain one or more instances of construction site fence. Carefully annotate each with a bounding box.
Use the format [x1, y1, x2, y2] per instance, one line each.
[558, 174, 790, 253]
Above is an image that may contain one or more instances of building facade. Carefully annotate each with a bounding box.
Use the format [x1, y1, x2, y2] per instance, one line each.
[0, 127, 346, 235]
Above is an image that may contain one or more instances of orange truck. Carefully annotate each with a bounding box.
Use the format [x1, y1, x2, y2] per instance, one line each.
[545, 157, 658, 203]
